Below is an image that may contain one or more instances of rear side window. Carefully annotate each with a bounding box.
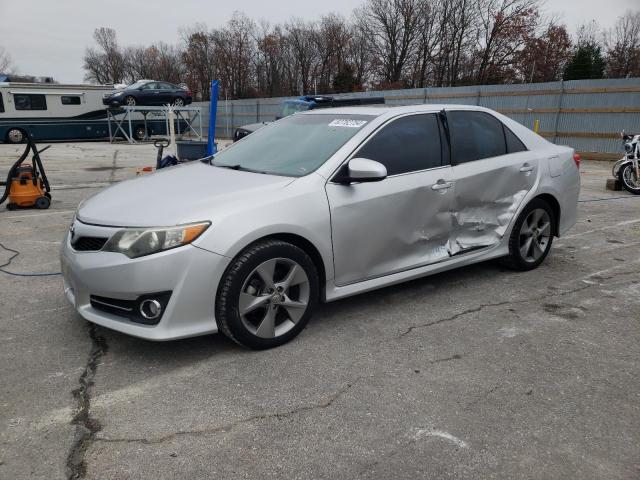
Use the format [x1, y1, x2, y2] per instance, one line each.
[0, 93, 4, 113]
[159, 82, 174, 89]
[355, 114, 443, 175]
[14, 94, 47, 110]
[505, 126, 527, 153]
[61, 95, 81, 105]
[448, 111, 506, 164]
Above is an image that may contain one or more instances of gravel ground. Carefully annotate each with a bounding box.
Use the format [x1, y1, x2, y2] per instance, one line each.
[0, 141, 638, 479]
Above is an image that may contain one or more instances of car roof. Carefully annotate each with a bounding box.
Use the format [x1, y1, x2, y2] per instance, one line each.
[302, 104, 498, 118]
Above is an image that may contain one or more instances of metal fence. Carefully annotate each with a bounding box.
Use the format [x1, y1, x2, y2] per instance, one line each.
[194, 77, 640, 160]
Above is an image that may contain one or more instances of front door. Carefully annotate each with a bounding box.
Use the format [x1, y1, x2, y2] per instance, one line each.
[326, 113, 455, 286]
[446, 109, 538, 254]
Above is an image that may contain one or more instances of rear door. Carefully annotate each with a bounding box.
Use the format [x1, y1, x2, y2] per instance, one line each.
[157, 82, 175, 104]
[326, 113, 455, 286]
[446, 109, 535, 254]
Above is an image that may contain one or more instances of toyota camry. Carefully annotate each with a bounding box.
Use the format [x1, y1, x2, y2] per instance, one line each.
[61, 105, 580, 349]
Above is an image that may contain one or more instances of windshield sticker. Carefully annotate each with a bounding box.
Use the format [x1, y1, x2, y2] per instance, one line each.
[328, 119, 368, 128]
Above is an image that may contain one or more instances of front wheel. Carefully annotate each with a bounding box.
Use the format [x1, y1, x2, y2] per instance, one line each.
[6, 128, 26, 144]
[216, 240, 319, 349]
[124, 96, 136, 107]
[503, 198, 555, 271]
[619, 163, 640, 195]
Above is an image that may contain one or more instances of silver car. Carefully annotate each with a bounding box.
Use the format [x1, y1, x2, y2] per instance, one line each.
[61, 105, 580, 349]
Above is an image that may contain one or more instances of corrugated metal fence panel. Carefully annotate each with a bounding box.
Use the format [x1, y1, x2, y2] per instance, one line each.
[203, 78, 640, 157]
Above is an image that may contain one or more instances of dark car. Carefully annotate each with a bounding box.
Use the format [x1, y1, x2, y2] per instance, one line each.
[102, 80, 192, 108]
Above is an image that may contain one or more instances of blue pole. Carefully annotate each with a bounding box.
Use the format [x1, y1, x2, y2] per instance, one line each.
[207, 80, 219, 155]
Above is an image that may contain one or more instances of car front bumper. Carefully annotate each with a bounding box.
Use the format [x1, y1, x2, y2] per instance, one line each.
[60, 224, 230, 341]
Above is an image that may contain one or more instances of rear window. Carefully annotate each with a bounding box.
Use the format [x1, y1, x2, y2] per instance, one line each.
[0, 93, 4, 113]
[448, 111, 506, 164]
[505, 126, 527, 153]
[61, 95, 81, 105]
[14, 94, 47, 111]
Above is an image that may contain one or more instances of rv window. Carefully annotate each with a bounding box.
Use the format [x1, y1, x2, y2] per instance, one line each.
[0, 93, 4, 113]
[14, 94, 47, 111]
[61, 96, 81, 105]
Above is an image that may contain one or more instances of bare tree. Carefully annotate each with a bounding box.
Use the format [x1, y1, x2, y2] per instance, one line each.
[83, 27, 125, 84]
[0, 46, 13, 72]
[474, 0, 540, 84]
[356, 0, 425, 86]
[605, 10, 640, 78]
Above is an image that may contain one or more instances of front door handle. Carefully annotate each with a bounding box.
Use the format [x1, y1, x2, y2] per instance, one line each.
[431, 180, 453, 191]
[520, 164, 534, 172]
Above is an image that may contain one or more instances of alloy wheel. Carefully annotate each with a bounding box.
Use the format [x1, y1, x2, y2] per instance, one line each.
[239, 258, 310, 339]
[173, 98, 185, 107]
[519, 208, 551, 263]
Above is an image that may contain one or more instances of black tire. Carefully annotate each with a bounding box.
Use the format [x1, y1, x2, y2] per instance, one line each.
[6, 128, 26, 144]
[124, 96, 136, 107]
[172, 97, 185, 107]
[133, 125, 147, 141]
[502, 198, 555, 271]
[216, 239, 319, 349]
[35, 196, 50, 209]
[618, 163, 640, 195]
[6, 203, 17, 210]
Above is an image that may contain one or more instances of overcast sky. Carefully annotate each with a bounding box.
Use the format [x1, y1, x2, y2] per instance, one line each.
[1, 0, 638, 83]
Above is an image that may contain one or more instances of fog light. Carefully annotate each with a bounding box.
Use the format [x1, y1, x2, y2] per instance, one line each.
[140, 299, 162, 320]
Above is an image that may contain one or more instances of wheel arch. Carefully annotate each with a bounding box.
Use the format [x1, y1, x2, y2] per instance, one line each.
[237, 233, 328, 302]
[533, 193, 560, 236]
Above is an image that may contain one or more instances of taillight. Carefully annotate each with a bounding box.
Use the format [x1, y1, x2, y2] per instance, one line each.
[573, 153, 581, 168]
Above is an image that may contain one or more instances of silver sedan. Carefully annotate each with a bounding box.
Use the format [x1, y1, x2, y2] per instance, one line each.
[61, 105, 580, 349]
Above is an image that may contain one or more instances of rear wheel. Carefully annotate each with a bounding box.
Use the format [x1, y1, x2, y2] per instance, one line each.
[172, 97, 185, 107]
[133, 125, 148, 141]
[35, 196, 50, 209]
[619, 163, 640, 195]
[6, 128, 26, 144]
[216, 240, 319, 349]
[503, 198, 555, 271]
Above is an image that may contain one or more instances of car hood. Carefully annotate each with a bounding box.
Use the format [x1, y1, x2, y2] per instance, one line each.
[77, 161, 295, 227]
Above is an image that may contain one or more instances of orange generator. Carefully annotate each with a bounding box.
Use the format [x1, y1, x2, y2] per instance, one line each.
[0, 139, 51, 210]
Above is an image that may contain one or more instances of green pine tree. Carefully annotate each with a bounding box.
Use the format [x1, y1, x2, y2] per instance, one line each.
[564, 43, 605, 80]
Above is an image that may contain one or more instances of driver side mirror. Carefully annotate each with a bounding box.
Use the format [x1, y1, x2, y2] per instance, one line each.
[334, 158, 387, 184]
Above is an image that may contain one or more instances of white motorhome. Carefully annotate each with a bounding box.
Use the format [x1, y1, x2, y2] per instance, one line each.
[0, 82, 170, 143]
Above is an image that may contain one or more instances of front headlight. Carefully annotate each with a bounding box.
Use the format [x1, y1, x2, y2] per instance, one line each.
[103, 222, 210, 258]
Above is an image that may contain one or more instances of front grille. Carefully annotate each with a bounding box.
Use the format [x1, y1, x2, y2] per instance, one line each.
[73, 236, 108, 251]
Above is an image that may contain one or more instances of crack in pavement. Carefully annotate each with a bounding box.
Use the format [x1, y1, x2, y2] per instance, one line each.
[397, 284, 593, 338]
[65, 324, 108, 480]
[94, 381, 356, 446]
[398, 264, 640, 339]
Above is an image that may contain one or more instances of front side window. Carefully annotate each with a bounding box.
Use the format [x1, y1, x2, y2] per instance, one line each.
[212, 114, 373, 177]
[61, 95, 81, 105]
[448, 111, 507, 164]
[354, 113, 443, 176]
[0, 93, 4, 113]
[14, 94, 47, 111]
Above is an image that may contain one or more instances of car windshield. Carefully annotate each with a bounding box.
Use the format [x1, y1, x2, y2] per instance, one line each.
[212, 114, 373, 177]
[279, 101, 311, 118]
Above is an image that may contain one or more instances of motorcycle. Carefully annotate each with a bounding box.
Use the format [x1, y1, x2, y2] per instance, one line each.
[612, 131, 640, 194]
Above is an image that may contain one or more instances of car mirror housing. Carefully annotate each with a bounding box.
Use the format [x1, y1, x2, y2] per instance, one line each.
[335, 158, 387, 184]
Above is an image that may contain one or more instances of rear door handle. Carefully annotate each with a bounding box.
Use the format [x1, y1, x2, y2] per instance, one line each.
[520, 164, 534, 172]
[431, 180, 453, 191]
